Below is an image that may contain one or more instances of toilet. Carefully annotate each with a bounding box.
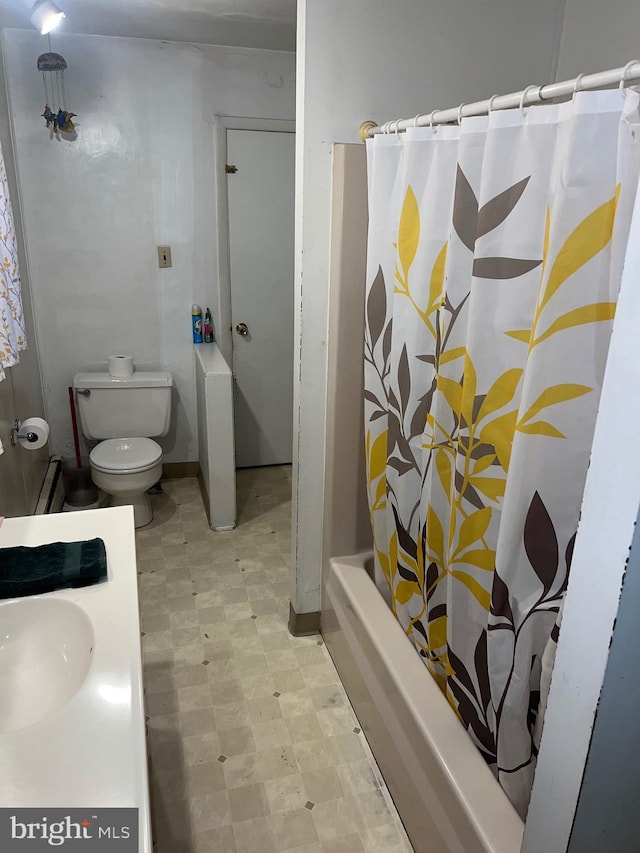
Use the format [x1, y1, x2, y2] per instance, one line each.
[73, 368, 174, 528]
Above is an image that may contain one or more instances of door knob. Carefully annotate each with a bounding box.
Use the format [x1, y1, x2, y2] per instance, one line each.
[236, 323, 249, 336]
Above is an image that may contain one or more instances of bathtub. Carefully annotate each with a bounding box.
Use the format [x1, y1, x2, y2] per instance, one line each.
[322, 552, 524, 853]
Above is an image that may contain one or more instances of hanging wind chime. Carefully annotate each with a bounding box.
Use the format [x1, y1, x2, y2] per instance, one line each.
[38, 35, 76, 136]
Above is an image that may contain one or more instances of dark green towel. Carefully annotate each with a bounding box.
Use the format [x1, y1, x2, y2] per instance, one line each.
[0, 538, 107, 599]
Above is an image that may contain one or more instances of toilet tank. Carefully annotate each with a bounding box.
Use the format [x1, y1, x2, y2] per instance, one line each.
[73, 371, 174, 440]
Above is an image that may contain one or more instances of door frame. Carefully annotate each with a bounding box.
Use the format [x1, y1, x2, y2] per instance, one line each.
[213, 116, 296, 367]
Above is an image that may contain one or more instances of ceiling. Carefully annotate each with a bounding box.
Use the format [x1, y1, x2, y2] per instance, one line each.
[0, 0, 297, 50]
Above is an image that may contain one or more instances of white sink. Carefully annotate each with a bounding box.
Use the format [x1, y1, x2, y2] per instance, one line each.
[0, 597, 95, 733]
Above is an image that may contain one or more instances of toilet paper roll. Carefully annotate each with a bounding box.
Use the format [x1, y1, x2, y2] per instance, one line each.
[18, 417, 50, 450]
[108, 354, 134, 378]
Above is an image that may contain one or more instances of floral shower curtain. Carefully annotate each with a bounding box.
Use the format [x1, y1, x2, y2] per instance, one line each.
[364, 89, 640, 817]
[0, 140, 25, 382]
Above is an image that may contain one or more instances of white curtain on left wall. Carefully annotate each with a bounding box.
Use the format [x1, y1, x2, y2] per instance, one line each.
[0, 140, 25, 382]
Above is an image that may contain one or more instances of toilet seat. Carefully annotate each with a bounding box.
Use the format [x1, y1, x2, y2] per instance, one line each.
[90, 437, 163, 474]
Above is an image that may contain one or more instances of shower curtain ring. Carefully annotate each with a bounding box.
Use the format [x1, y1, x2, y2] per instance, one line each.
[393, 119, 401, 134]
[573, 73, 585, 94]
[619, 60, 639, 97]
[519, 85, 539, 115]
[413, 114, 421, 128]
[429, 110, 440, 132]
[488, 94, 499, 113]
[457, 103, 465, 125]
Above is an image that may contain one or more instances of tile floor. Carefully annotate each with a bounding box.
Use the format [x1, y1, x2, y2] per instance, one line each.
[137, 466, 413, 853]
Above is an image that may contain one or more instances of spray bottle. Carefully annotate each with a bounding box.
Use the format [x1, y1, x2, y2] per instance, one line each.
[204, 307, 214, 343]
[192, 304, 203, 343]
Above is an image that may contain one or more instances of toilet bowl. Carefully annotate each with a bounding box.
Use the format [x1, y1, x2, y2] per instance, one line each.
[90, 437, 163, 528]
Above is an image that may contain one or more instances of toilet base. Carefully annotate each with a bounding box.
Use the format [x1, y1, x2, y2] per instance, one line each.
[90, 458, 162, 530]
[107, 491, 153, 528]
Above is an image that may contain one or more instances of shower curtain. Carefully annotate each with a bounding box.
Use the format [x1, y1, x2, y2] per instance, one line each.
[0, 140, 25, 382]
[364, 89, 640, 816]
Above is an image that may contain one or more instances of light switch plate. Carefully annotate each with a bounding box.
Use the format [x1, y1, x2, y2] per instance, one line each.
[158, 246, 172, 268]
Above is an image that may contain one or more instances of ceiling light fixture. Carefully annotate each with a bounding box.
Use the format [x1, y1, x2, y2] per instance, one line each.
[30, 0, 65, 36]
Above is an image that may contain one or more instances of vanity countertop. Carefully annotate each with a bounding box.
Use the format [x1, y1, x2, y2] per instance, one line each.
[0, 506, 151, 852]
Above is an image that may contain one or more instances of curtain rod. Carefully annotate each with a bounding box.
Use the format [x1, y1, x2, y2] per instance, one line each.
[359, 60, 640, 141]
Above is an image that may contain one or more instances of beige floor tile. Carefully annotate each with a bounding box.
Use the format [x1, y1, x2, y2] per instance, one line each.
[214, 701, 251, 731]
[239, 672, 276, 700]
[173, 643, 206, 667]
[311, 798, 363, 842]
[251, 718, 291, 751]
[316, 707, 358, 738]
[260, 630, 292, 652]
[279, 690, 316, 718]
[177, 683, 213, 713]
[232, 816, 278, 853]
[232, 634, 264, 658]
[233, 654, 269, 679]
[228, 782, 271, 822]
[183, 732, 222, 766]
[269, 808, 319, 850]
[353, 789, 396, 829]
[141, 612, 171, 633]
[170, 610, 200, 629]
[302, 767, 345, 805]
[211, 679, 245, 707]
[247, 695, 283, 724]
[322, 835, 365, 853]
[147, 713, 180, 745]
[192, 825, 237, 852]
[180, 708, 216, 737]
[223, 753, 263, 790]
[335, 761, 381, 797]
[327, 733, 367, 765]
[358, 824, 413, 852]
[272, 668, 307, 693]
[218, 725, 256, 757]
[255, 745, 298, 780]
[301, 664, 342, 689]
[263, 773, 306, 814]
[187, 760, 227, 794]
[292, 739, 337, 774]
[286, 713, 325, 744]
[173, 664, 209, 689]
[189, 789, 231, 832]
[266, 648, 300, 672]
[172, 626, 203, 646]
[146, 690, 179, 717]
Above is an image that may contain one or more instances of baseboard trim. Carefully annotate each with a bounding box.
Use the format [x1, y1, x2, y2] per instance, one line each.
[163, 462, 200, 479]
[35, 456, 64, 515]
[288, 604, 321, 637]
[197, 469, 211, 526]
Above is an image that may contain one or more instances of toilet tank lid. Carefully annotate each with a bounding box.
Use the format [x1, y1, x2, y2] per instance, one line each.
[73, 371, 174, 389]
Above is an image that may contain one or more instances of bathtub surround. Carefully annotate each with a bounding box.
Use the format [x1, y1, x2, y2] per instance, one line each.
[1, 28, 295, 464]
[139, 469, 411, 853]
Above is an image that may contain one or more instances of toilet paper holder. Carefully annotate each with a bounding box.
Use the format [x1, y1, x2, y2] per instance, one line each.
[10, 419, 41, 447]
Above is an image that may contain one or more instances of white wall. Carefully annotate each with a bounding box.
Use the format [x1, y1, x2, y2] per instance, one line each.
[3, 29, 295, 463]
[0, 40, 48, 516]
[556, 0, 640, 79]
[293, 0, 566, 615]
